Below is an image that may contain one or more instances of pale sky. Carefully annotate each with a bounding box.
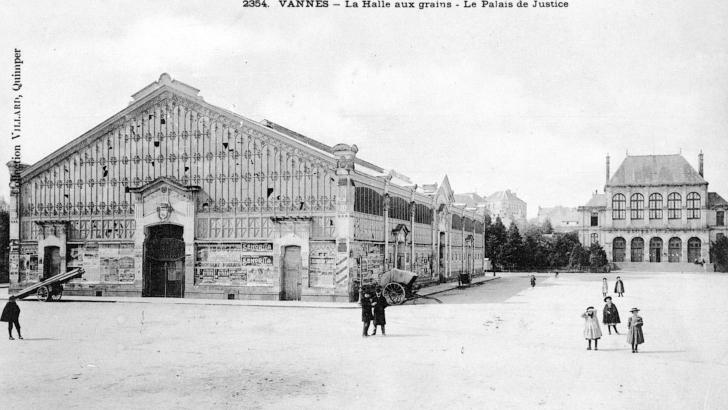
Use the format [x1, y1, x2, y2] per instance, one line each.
[1, 0, 727, 218]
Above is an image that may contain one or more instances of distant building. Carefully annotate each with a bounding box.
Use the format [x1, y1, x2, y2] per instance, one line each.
[537, 206, 580, 232]
[485, 190, 527, 227]
[578, 153, 728, 270]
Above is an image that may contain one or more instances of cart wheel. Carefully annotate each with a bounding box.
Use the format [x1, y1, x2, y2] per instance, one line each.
[383, 283, 406, 305]
[51, 287, 63, 302]
[36, 286, 51, 302]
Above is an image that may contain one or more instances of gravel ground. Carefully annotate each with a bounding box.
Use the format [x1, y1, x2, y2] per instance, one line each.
[2, 272, 727, 409]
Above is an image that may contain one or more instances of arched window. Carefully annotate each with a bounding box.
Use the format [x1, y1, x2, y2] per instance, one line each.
[687, 192, 701, 219]
[612, 237, 626, 262]
[668, 237, 681, 262]
[649, 237, 663, 263]
[630, 193, 644, 220]
[648, 193, 663, 220]
[612, 194, 626, 220]
[687, 237, 702, 262]
[668, 193, 681, 219]
[631, 237, 644, 262]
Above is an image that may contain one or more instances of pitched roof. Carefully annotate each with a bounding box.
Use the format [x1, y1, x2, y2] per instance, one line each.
[607, 154, 707, 187]
[709, 192, 728, 208]
[453, 192, 485, 207]
[584, 193, 607, 208]
[486, 190, 524, 204]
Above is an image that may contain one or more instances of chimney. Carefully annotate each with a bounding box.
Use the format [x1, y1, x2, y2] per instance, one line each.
[605, 154, 610, 185]
[698, 150, 704, 177]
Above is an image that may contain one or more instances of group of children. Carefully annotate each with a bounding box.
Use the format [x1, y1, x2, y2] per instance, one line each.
[361, 287, 389, 337]
[582, 276, 645, 353]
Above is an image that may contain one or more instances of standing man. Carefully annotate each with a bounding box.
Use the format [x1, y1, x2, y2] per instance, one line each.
[371, 287, 388, 336]
[530, 275, 536, 288]
[1, 296, 22, 340]
[614, 276, 625, 297]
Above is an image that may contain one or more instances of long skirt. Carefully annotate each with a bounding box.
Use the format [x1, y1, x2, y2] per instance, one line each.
[584, 319, 602, 340]
[627, 326, 644, 345]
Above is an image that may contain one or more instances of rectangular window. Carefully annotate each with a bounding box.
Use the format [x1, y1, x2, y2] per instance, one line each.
[590, 213, 598, 227]
[717, 211, 725, 226]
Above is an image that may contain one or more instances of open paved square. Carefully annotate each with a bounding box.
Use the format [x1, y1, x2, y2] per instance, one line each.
[2, 272, 727, 409]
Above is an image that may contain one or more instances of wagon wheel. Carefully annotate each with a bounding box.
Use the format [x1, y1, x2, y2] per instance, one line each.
[383, 283, 406, 305]
[51, 285, 63, 302]
[36, 286, 51, 302]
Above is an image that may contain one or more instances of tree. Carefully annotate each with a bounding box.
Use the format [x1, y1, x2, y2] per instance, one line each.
[487, 216, 507, 267]
[589, 242, 608, 269]
[568, 243, 587, 269]
[710, 236, 728, 272]
[542, 218, 554, 234]
[503, 222, 524, 269]
[549, 232, 580, 268]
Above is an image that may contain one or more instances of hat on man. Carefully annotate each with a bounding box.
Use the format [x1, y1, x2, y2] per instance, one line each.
[604, 296, 612, 302]
[630, 307, 640, 313]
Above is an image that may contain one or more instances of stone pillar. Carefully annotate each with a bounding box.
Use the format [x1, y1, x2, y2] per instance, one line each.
[409, 197, 415, 272]
[332, 143, 358, 301]
[383, 175, 392, 271]
[6, 161, 26, 289]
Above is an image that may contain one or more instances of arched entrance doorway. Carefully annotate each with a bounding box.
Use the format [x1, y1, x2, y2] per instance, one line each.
[612, 237, 626, 262]
[649, 237, 663, 263]
[668, 237, 681, 262]
[687, 237, 702, 263]
[631, 237, 644, 262]
[143, 224, 185, 297]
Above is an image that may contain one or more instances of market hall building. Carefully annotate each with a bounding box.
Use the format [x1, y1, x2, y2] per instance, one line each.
[7, 74, 486, 301]
[578, 153, 728, 271]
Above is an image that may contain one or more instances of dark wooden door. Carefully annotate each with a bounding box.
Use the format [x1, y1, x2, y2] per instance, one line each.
[282, 246, 302, 300]
[144, 225, 185, 298]
[43, 246, 61, 280]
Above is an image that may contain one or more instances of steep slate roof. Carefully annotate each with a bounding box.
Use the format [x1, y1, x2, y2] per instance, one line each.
[453, 192, 485, 207]
[583, 193, 607, 208]
[709, 192, 728, 208]
[607, 154, 707, 187]
[486, 190, 525, 204]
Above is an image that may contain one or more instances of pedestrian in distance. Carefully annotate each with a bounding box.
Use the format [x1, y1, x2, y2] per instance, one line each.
[1, 296, 22, 340]
[371, 287, 388, 336]
[530, 275, 536, 288]
[582, 306, 602, 350]
[614, 276, 625, 297]
[602, 296, 621, 335]
[555, 271, 559, 278]
[360, 290, 374, 337]
[601, 277, 608, 298]
[627, 307, 644, 353]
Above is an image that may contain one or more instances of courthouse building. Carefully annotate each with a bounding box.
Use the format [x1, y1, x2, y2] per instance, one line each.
[578, 154, 728, 270]
[7, 74, 486, 301]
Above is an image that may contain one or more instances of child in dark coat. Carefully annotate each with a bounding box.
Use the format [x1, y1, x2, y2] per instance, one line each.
[1, 296, 22, 340]
[627, 307, 644, 353]
[614, 276, 625, 297]
[361, 291, 374, 337]
[371, 288, 388, 336]
[602, 296, 621, 335]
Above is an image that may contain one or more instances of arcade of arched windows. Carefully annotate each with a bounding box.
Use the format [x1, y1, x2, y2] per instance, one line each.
[611, 191, 702, 221]
[609, 235, 703, 263]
